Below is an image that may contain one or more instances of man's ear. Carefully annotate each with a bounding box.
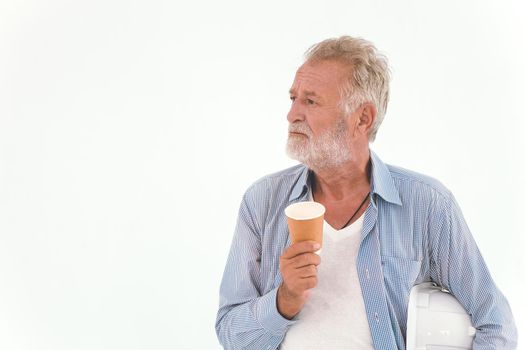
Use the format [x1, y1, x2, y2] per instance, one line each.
[354, 103, 377, 137]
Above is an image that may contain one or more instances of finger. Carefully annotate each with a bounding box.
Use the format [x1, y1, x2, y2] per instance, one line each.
[281, 241, 321, 259]
[283, 274, 317, 294]
[289, 252, 321, 269]
[286, 265, 317, 284]
[295, 264, 317, 278]
[300, 276, 318, 290]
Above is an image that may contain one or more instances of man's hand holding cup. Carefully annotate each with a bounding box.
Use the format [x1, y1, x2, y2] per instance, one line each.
[278, 201, 325, 319]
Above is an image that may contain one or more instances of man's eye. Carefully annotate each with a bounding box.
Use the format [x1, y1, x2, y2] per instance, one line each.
[290, 96, 296, 102]
[307, 99, 315, 105]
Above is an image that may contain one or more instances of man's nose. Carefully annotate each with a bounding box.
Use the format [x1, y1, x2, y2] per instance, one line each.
[287, 101, 305, 123]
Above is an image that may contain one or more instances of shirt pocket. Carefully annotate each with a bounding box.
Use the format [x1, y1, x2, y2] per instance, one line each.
[381, 255, 422, 294]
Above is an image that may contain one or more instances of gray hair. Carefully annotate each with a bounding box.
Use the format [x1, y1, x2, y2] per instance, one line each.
[304, 36, 391, 142]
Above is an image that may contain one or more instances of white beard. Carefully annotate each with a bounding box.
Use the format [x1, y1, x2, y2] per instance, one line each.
[286, 117, 352, 170]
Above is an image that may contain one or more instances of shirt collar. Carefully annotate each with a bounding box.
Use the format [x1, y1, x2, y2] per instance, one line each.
[288, 150, 402, 206]
[289, 167, 312, 201]
[369, 150, 402, 206]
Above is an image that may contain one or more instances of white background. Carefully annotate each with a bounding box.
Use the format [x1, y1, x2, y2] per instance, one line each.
[1, 0, 524, 349]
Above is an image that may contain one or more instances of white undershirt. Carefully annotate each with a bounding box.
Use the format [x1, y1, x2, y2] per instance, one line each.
[280, 213, 374, 350]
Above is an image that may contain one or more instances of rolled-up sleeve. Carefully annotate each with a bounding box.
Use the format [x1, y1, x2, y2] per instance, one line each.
[215, 188, 296, 350]
[429, 192, 518, 349]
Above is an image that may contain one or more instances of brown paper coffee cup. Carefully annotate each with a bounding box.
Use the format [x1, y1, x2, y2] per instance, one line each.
[285, 201, 326, 248]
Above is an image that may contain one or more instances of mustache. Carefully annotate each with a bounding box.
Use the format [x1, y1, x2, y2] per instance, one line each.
[288, 123, 312, 136]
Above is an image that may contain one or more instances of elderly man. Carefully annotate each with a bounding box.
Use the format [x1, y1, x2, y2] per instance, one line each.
[215, 36, 517, 349]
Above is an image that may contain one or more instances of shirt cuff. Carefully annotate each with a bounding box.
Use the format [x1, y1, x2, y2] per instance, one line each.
[256, 286, 297, 335]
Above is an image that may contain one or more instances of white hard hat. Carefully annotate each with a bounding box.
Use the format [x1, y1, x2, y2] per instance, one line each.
[406, 282, 476, 350]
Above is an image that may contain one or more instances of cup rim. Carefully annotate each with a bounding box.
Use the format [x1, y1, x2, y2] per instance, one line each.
[285, 201, 326, 220]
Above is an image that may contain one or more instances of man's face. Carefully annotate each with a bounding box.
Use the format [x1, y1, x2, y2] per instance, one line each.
[286, 59, 353, 169]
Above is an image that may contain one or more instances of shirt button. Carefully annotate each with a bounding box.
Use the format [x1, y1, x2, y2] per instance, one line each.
[374, 312, 379, 323]
[365, 268, 370, 279]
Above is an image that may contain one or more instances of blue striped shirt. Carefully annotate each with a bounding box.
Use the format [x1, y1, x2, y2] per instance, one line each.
[215, 150, 517, 349]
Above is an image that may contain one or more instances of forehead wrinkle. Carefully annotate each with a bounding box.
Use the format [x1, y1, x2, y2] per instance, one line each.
[289, 73, 328, 96]
[289, 88, 319, 97]
[295, 69, 333, 85]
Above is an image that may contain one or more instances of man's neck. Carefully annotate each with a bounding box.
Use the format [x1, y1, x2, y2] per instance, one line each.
[311, 152, 371, 202]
